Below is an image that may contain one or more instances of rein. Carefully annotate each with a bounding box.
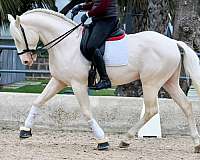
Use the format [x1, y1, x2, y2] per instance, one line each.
[18, 23, 82, 56]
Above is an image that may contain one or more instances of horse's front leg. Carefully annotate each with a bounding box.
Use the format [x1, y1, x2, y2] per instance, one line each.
[71, 80, 109, 150]
[20, 77, 66, 139]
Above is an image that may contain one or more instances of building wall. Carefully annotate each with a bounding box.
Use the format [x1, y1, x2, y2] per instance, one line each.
[0, 35, 26, 85]
[0, 49, 26, 85]
[25, 57, 50, 80]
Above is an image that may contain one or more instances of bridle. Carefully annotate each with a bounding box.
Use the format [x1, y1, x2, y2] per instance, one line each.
[18, 25, 37, 56]
[18, 23, 82, 56]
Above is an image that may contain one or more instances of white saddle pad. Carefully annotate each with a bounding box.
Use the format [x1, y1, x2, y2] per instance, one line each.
[104, 35, 128, 66]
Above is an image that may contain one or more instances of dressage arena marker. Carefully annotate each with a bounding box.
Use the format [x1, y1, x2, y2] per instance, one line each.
[138, 103, 162, 138]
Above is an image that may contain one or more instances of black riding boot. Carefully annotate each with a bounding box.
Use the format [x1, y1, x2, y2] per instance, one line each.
[89, 49, 111, 90]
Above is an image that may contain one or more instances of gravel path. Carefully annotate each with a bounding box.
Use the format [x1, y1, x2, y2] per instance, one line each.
[0, 129, 200, 160]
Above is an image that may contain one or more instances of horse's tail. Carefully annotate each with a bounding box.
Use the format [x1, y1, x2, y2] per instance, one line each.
[177, 41, 200, 95]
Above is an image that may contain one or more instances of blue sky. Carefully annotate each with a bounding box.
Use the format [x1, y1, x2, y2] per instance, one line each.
[55, 0, 89, 23]
[56, 0, 90, 23]
[55, 0, 70, 11]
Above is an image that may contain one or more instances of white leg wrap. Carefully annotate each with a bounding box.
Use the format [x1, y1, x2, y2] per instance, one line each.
[25, 106, 40, 128]
[88, 119, 105, 140]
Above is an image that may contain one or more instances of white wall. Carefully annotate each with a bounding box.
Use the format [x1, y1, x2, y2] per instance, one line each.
[0, 92, 199, 135]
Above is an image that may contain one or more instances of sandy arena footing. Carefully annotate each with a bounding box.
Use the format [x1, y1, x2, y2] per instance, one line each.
[0, 129, 200, 160]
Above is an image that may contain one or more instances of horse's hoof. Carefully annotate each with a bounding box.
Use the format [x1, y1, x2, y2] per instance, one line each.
[119, 141, 130, 148]
[19, 127, 32, 139]
[194, 145, 200, 153]
[97, 142, 109, 151]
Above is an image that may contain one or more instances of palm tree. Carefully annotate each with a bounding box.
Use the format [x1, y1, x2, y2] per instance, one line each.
[116, 0, 174, 98]
[172, 0, 200, 96]
[174, 0, 200, 51]
[118, 0, 148, 33]
[0, 0, 56, 23]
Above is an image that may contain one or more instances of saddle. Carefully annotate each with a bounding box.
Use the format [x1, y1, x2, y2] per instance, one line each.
[107, 28, 125, 41]
[80, 24, 125, 87]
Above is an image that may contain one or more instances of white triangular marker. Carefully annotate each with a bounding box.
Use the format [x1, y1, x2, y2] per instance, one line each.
[138, 102, 162, 138]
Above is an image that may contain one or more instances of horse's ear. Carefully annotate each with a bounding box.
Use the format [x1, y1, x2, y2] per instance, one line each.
[7, 14, 15, 23]
[8, 15, 23, 42]
[15, 15, 21, 28]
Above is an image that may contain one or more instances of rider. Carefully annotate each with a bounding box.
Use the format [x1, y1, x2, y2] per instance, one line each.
[71, 0, 118, 90]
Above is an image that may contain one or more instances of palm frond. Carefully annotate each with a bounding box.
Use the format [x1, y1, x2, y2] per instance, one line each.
[0, 0, 56, 23]
[0, 0, 22, 20]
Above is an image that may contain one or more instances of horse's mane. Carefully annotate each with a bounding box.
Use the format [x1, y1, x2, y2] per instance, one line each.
[22, 8, 77, 26]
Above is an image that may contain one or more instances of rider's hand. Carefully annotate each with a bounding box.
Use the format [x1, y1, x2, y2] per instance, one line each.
[71, 5, 81, 20]
[81, 13, 88, 24]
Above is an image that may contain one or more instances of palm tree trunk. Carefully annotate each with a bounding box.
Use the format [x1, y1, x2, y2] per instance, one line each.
[115, 0, 171, 97]
[148, 0, 171, 98]
[173, 0, 200, 51]
[173, 0, 200, 95]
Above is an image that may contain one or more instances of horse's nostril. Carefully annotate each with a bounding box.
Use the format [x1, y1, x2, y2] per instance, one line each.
[24, 61, 28, 64]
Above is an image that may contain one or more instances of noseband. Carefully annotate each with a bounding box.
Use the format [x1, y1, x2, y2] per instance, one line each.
[18, 23, 82, 56]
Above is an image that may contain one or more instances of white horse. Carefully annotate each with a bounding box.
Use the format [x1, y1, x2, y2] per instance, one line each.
[8, 9, 200, 152]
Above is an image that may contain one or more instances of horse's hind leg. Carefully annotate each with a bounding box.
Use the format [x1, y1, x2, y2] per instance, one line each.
[71, 80, 109, 150]
[20, 77, 66, 138]
[120, 84, 159, 147]
[163, 81, 200, 153]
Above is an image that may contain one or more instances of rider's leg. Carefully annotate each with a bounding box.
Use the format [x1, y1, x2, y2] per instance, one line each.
[86, 17, 117, 90]
[90, 48, 111, 90]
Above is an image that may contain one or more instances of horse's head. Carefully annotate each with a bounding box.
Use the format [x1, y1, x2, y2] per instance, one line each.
[8, 14, 39, 66]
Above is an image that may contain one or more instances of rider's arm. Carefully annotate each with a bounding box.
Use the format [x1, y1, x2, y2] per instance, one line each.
[87, 0, 110, 17]
[80, 0, 94, 11]
[81, 1, 94, 10]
